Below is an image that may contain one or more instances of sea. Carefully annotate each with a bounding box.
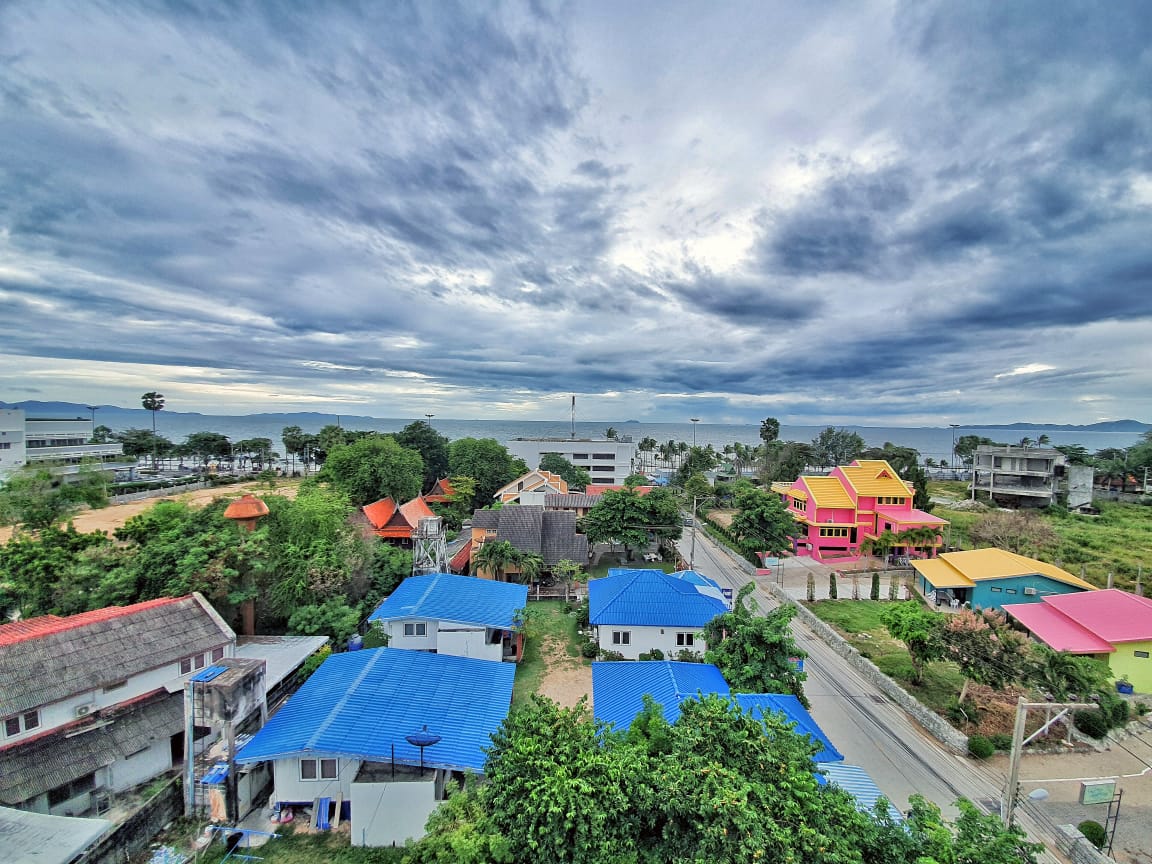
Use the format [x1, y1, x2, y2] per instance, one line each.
[81, 410, 1147, 465]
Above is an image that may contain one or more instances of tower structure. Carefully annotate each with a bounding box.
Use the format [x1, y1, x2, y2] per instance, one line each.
[412, 515, 448, 576]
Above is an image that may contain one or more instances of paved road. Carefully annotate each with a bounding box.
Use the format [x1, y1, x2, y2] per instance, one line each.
[678, 529, 1064, 857]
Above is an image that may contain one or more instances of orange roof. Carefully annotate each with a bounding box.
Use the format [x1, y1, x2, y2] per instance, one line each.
[586, 484, 656, 496]
[223, 493, 270, 520]
[449, 539, 473, 572]
[363, 498, 398, 529]
[400, 496, 435, 524]
[838, 460, 912, 498]
[364, 496, 435, 533]
[0, 597, 184, 646]
[425, 478, 456, 503]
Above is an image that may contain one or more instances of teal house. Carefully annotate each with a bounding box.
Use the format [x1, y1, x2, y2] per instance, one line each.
[911, 548, 1094, 612]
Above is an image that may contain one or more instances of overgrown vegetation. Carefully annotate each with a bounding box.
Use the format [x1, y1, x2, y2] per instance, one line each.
[511, 600, 587, 708]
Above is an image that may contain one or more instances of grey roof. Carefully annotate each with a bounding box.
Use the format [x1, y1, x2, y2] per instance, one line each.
[0, 693, 184, 804]
[542, 511, 587, 564]
[235, 635, 329, 690]
[544, 493, 601, 509]
[0, 806, 111, 864]
[0, 594, 234, 716]
[468, 506, 587, 565]
[471, 510, 500, 529]
[496, 505, 543, 554]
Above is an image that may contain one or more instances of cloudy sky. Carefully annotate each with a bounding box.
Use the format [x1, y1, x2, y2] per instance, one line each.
[1, 1, 1149, 425]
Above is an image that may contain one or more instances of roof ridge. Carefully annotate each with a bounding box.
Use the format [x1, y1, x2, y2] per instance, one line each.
[305, 649, 383, 750]
[0, 596, 185, 646]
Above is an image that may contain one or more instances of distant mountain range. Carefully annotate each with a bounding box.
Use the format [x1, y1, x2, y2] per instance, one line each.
[972, 420, 1150, 432]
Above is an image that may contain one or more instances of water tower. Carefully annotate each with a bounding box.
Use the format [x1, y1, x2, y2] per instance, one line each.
[223, 493, 269, 635]
[412, 515, 447, 576]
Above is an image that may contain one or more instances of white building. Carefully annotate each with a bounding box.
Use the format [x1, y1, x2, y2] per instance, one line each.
[0, 594, 235, 817]
[506, 437, 638, 486]
[0, 409, 27, 476]
[588, 569, 729, 660]
[0, 409, 126, 480]
[367, 573, 528, 662]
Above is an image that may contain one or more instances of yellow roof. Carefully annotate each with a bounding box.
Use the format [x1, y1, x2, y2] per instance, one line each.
[839, 460, 913, 498]
[912, 558, 976, 589]
[801, 476, 854, 509]
[921, 548, 1095, 591]
[770, 482, 794, 495]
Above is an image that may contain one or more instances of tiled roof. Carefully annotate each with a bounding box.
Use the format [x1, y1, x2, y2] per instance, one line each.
[368, 573, 528, 630]
[471, 510, 500, 529]
[236, 648, 514, 772]
[493, 471, 568, 500]
[425, 478, 456, 503]
[362, 498, 397, 529]
[401, 496, 435, 525]
[541, 511, 587, 564]
[1002, 603, 1115, 653]
[838, 461, 913, 497]
[1034, 589, 1152, 644]
[585, 485, 656, 497]
[448, 539, 473, 572]
[914, 549, 1095, 591]
[731, 694, 843, 763]
[0, 594, 233, 715]
[592, 661, 729, 728]
[544, 493, 602, 509]
[470, 507, 586, 564]
[363, 497, 435, 535]
[799, 476, 854, 509]
[589, 568, 727, 627]
[0, 692, 184, 804]
[910, 558, 975, 589]
[496, 505, 543, 553]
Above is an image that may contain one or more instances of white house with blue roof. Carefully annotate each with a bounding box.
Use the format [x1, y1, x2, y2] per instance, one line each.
[236, 647, 514, 846]
[588, 569, 728, 660]
[368, 573, 528, 662]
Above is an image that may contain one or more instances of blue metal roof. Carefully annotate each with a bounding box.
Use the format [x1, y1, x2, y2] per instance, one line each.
[592, 661, 730, 729]
[731, 694, 843, 763]
[589, 569, 728, 628]
[368, 573, 529, 630]
[190, 665, 228, 682]
[236, 647, 514, 772]
[818, 763, 903, 821]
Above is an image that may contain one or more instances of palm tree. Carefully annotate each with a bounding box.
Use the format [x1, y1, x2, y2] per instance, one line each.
[638, 437, 657, 471]
[1037, 434, 1051, 447]
[473, 540, 521, 582]
[1018, 436, 1033, 449]
[604, 426, 618, 440]
[141, 392, 165, 468]
[518, 552, 545, 586]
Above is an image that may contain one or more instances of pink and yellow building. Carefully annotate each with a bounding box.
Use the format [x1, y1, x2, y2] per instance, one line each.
[771, 460, 949, 563]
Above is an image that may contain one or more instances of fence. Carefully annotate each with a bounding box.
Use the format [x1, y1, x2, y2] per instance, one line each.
[86, 776, 184, 864]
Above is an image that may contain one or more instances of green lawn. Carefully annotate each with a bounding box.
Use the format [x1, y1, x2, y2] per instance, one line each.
[587, 558, 675, 580]
[512, 600, 588, 708]
[197, 824, 405, 863]
[806, 600, 965, 713]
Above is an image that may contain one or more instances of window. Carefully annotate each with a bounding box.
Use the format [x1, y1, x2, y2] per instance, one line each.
[571, 453, 588, 460]
[876, 497, 907, 506]
[404, 622, 427, 637]
[792, 498, 805, 510]
[592, 453, 614, 460]
[47, 773, 96, 807]
[5, 710, 40, 738]
[612, 631, 631, 646]
[0, 442, 9, 449]
[592, 465, 614, 472]
[990, 586, 1002, 593]
[180, 658, 192, 675]
[819, 528, 849, 538]
[300, 758, 338, 781]
[193, 653, 206, 670]
[1135, 651, 1150, 659]
[676, 633, 694, 647]
[1005, 588, 1017, 594]
[212, 646, 225, 662]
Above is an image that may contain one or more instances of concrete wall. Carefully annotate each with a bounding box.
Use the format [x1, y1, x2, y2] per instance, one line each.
[0, 408, 27, 476]
[272, 757, 361, 804]
[351, 776, 440, 847]
[385, 619, 438, 652]
[87, 777, 184, 864]
[594, 624, 707, 660]
[1109, 638, 1152, 693]
[437, 626, 501, 661]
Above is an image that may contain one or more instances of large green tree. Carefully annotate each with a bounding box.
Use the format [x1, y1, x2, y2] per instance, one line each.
[727, 481, 802, 558]
[449, 438, 528, 509]
[141, 391, 165, 468]
[320, 435, 423, 506]
[759, 416, 780, 446]
[760, 439, 812, 483]
[941, 608, 1030, 703]
[881, 602, 945, 685]
[538, 453, 591, 490]
[811, 426, 866, 469]
[473, 539, 521, 582]
[182, 431, 233, 466]
[0, 465, 107, 532]
[702, 583, 808, 703]
[582, 486, 682, 561]
[114, 428, 173, 461]
[394, 421, 451, 492]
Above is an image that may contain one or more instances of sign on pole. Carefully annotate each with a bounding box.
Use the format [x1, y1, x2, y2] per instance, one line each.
[1080, 780, 1117, 805]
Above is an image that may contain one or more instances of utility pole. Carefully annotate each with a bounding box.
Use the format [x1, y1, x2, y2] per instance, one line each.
[1003, 697, 1095, 826]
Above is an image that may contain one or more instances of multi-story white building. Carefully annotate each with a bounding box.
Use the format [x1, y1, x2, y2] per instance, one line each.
[505, 436, 638, 485]
[0, 409, 27, 476]
[0, 409, 127, 480]
[0, 595, 235, 817]
[970, 444, 1068, 507]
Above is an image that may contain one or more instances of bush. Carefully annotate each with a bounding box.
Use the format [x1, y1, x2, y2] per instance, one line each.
[828, 572, 838, 600]
[870, 572, 881, 601]
[967, 734, 995, 759]
[1074, 708, 1109, 739]
[1098, 691, 1130, 728]
[638, 649, 666, 661]
[989, 733, 1014, 752]
[575, 598, 590, 630]
[598, 649, 625, 661]
[675, 649, 704, 663]
[946, 698, 981, 727]
[580, 639, 599, 659]
[1078, 820, 1107, 849]
[1136, 702, 1150, 717]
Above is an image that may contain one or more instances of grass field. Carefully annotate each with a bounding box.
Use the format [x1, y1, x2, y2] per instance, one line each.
[198, 825, 405, 863]
[512, 599, 587, 707]
[586, 559, 674, 580]
[806, 600, 965, 714]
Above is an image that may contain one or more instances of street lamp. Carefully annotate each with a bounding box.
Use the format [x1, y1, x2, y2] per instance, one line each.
[690, 418, 700, 448]
[425, 413, 434, 423]
[949, 424, 960, 470]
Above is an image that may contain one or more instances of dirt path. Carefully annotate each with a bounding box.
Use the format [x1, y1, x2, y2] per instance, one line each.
[535, 634, 592, 708]
[0, 480, 300, 543]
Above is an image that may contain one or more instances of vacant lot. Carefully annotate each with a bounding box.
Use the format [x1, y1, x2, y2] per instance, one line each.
[512, 600, 591, 709]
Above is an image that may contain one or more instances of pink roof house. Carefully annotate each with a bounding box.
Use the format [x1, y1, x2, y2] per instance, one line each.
[770, 460, 948, 563]
[1005, 589, 1152, 693]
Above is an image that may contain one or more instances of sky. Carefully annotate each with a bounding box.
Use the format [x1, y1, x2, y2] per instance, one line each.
[1, 1, 1150, 425]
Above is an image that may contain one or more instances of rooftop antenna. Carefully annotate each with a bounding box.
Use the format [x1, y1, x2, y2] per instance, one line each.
[570, 394, 576, 439]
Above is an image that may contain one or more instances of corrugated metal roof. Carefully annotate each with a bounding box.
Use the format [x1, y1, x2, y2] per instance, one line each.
[1043, 589, 1152, 642]
[236, 648, 514, 772]
[368, 573, 528, 630]
[589, 569, 728, 627]
[732, 694, 843, 763]
[1003, 603, 1115, 653]
[592, 661, 730, 729]
[236, 635, 329, 690]
[911, 558, 976, 589]
[929, 549, 1095, 590]
[818, 763, 903, 821]
[873, 506, 949, 526]
[1, 806, 112, 864]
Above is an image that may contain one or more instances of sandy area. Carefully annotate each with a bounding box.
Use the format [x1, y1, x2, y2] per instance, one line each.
[0, 480, 300, 543]
[535, 634, 593, 708]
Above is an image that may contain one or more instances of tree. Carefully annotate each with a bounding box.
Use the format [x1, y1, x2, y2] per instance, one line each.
[473, 539, 521, 582]
[281, 425, 305, 474]
[881, 602, 944, 685]
[141, 391, 165, 468]
[319, 435, 423, 506]
[582, 486, 681, 561]
[1028, 645, 1112, 700]
[518, 552, 545, 585]
[287, 598, 360, 645]
[940, 608, 1030, 703]
[673, 445, 716, 485]
[90, 424, 114, 444]
[727, 481, 802, 559]
[969, 510, 1057, 555]
[0, 466, 96, 531]
[364, 542, 412, 608]
[234, 437, 274, 469]
[427, 475, 476, 531]
[760, 439, 811, 483]
[702, 583, 808, 704]
[539, 453, 591, 490]
[395, 420, 451, 492]
[449, 438, 528, 509]
[182, 431, 233, 467]
[759, 417, 780, 446]
[552, 558, 586, 599]
[1055, 443, 1092, 465]
[604, 426, 618, 440]
[954, 434, 1000, 467]
[636, 436, 657, 471]
[811, 426, 865, 469]
[114, 428, 173, 462]
[0, 523, 116, 616]
[906, 795, 1043, 864]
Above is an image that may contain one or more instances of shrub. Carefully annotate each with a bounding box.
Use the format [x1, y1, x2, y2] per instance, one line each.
[870, 572, 881, 601]
[828, 573, 838, 600]
[1078, 820, 1107, 849]
[598, 649, 625, 661]
[1074, 709, 1109, 739]
[638, 649, 665, 661]
[989, 733, 1014, 752]
[1136, 702, 1150, 717]
[580, 639, 599, 658]
[806, 573, 815, 603]
[946, 698, 981, 727]
[675, 649, 704, 663]
[967, 734, 995, 759]
[575, 598, 590, 630]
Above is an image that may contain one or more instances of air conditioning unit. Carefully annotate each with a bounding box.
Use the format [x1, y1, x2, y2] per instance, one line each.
[75, 705, 93, 718]
[1023, 587, 1037, 596]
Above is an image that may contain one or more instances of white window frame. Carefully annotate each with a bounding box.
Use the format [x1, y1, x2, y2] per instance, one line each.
[676, 633, 694, 647]
[612, 631, 631, 646]
[300, 759, 318, 781]
[403, 622, 428, 637]
[5, 709, 40, 738]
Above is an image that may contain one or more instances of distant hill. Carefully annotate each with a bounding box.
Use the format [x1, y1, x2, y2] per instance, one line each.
[976, 420, 1150, 433]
